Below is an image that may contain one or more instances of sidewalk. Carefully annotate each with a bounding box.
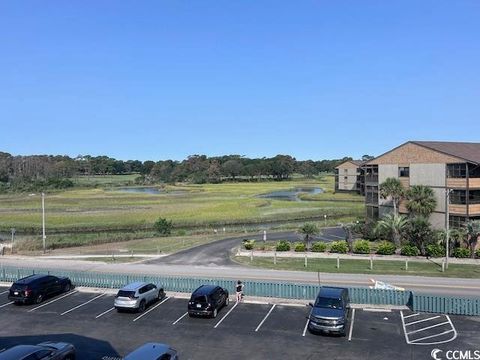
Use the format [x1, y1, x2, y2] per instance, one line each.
[236, 249, 480, 265]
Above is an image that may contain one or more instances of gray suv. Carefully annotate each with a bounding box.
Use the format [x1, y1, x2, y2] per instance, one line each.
[114, 282, 165, 313]
[307, 286, 350, 336]
[124, 343, 178, 360]
[0, 342, 75, 360]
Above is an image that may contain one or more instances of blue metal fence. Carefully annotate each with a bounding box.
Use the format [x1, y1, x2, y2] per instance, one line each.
[0, 266, 478, 315]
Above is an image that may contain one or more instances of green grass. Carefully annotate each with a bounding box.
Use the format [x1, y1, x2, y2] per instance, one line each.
[233, 256, 480, 278]
[1, 175, 364, 249]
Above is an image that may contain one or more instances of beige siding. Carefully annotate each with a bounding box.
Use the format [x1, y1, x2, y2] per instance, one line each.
[410, 164, 446, 187]
[469, 178, 480, 188]
[433, 188, 446, 213]
[378, 164, 398, 183]
[430, 213, 445, 230]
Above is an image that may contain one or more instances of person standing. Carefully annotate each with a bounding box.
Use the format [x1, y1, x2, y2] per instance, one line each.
[236, 280, 244, 302]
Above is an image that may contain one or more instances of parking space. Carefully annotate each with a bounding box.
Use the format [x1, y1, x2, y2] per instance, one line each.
[0, 286, 478, 360]
[401, 311, 457, 345]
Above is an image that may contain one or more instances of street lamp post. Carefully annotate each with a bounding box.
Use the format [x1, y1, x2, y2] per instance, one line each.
[324, 214, 327, 227]
[41, 192, 46, 254]
[445, 189, 453, 269]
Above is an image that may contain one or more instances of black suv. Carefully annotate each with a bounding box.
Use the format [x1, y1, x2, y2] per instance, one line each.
[8, 274, 73, 304]
[188, 285, 229, 318]
[308, 286, 350, 336]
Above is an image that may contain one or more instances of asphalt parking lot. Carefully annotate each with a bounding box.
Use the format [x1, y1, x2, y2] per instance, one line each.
[0, 286, 478, 359]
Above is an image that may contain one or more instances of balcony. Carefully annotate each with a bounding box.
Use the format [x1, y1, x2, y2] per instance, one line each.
[449, 204, 480, 216]
[447, 178, 480, 189]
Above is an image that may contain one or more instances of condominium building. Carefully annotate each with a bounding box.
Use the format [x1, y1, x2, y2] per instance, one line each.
[364, 141, 480, 229]
[334, 160, 365, 195]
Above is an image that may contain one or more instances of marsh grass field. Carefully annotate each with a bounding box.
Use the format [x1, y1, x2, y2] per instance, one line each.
[0, 175, 364, 249]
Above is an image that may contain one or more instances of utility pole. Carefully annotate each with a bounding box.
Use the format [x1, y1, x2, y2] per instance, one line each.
[445, 189, 453, 269]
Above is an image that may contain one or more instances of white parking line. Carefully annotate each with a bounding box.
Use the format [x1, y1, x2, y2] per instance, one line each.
[96, 307, 115, 319]
[60, 293, 105, 316]
[255, 304, 276, 332]
[405, 315, 440, 326]
[403, 313, 420, 319]
[0, 301, 14, 308]
[409, 329, 455, 344]
[213, 302, 239, 329]
[400, 311, 458, 346]
[132, 296, 170, 322]
[0, 290, 9, 295]
[348, 308, 356, 341]
[302, 318, 310, 337]
[28, 291, 78, 312]
[172, 312, 188, 325]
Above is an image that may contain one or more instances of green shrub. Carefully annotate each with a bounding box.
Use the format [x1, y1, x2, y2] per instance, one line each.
[311, 242, 327, 252]
[401, 244, 420, 257]
[294, 242, 306, 252]
[353, 240, 370, 254]
[376, 241, 396, 255]
[425, 244, 445, 258]
[242, 239, 255, 250]
[276, 240, 291, 252]
[453, 247, 471, 258]
[330, 240, 348, 254]
[476, 249, 480, 258]
[153, 218, 173, 236]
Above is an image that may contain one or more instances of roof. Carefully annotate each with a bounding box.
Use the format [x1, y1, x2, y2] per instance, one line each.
[124, 343, 172, 359]
[193, 284, 218, 295]
[0, 345, 40, 360]
[14, 274, 48, 284]
[318, 286, 347, 298]
[335, 160, 365, 169]
[411, 141, 480, 165]
[121, 282, 148, 291]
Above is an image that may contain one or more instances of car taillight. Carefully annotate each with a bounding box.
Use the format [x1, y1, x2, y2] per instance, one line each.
[24, 288, 31, 297]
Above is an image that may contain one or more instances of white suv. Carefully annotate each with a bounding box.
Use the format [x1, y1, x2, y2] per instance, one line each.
[114, 282, 165, 313]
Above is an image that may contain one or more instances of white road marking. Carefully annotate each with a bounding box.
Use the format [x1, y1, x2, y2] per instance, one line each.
[403, 313, 420, 319]
[409, 329, 455, 344]
[172, 312, 188, 325]
[255, 304, 276, 332]
[405, 315, 440, 326]
[302, 317, 310, 337]
[28, 291, 78, 312]
[213, 302, 239, 329]
[60, 293, 105, 316]
[407, 321, 450, 335]
[96, 307, 115, 319]
[0, 290, 9, 295]
[132, 296, 170, 322]
[348, 308, 356, 341]
[400, 311, 458, 346]
[0, 301, 14, 308]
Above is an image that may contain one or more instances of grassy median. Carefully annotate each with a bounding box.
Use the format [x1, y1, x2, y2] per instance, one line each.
[233, 256, 480, 278]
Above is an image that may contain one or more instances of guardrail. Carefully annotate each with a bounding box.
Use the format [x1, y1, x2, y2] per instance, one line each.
[0, 266, 478, 315]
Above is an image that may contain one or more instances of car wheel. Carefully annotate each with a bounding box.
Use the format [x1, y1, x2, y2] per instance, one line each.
[138, 300, 146, 313]
[64, 283, 71, 293]
[225, 297, 229, 307]
[116, 308, 123, 313]
[212, 308, 218, 318]
[158, 289, 165, 300]
[35, 294, 43, 304]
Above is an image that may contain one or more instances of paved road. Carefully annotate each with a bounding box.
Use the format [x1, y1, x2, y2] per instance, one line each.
[146, 227, 347, 267]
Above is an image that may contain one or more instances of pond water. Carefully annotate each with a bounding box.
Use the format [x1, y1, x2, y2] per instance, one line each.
[116, 187, 163, 194]
[258, 187, 323, 201]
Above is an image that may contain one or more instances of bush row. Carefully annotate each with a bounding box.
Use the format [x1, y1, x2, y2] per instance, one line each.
[243, 239, 479, 258]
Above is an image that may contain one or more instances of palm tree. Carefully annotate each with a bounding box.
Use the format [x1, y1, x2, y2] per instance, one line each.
[379, 178, 405, 215]
[465, 220, 480, 258]
[375, 214, 408, 248]
[405, 216, 432, 256]
[405, 185, 437, 217]
[299, 223, 319, 251]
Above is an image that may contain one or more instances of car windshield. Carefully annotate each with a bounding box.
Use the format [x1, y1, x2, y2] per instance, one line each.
[118, 290, 135, 298]
[314, 297, 343, 309]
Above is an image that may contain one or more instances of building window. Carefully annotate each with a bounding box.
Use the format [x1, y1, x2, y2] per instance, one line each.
[365, 185, 379, 205]
[449, 215, 467, 228]
[447, 163, 467, 178]
[398, 167, 410, 177]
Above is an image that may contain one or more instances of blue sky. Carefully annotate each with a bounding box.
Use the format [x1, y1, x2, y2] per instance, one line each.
[1, 1, 479, 161]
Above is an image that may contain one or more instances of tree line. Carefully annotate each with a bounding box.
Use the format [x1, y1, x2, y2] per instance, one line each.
[0, 151, 354, 191]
